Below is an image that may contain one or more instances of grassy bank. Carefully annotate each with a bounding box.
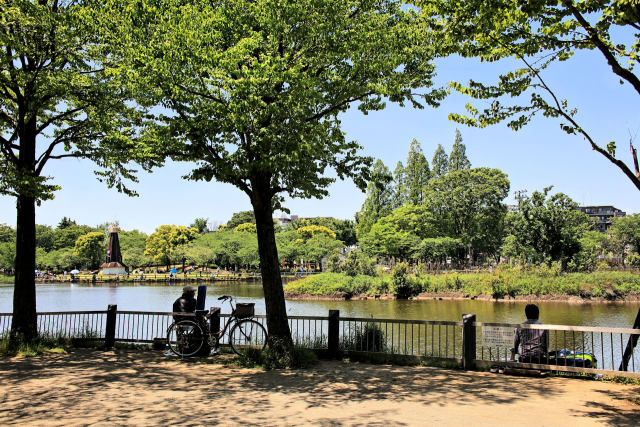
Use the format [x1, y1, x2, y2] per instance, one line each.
[0, 276, 13, 284]
[284, 266, 640, 299]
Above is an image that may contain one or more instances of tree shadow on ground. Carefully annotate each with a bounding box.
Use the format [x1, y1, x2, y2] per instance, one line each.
[0, 349, 638, 426]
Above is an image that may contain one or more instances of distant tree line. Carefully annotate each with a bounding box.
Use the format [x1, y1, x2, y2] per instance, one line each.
[354, 131, 640, 272]
[2, 133, 639, 275]
[0, 214, 356, 274]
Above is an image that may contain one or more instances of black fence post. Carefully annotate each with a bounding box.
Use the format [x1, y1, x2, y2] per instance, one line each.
[462, 313, 476, 370]
[105, 304, 117, 349]
[328, 310, 340, 358]
[196, 285, 207, 311]
[209, 307, 221, 336]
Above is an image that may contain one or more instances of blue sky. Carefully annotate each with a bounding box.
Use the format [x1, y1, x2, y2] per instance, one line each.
[1, 48, 638, 234]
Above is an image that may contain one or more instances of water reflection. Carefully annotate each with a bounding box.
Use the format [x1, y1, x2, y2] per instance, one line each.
[0, 282, 638, 328]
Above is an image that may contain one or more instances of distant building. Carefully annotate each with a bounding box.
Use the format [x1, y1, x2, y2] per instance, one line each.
[577, 206, 626, 232]
[274, 214, 298, 227]
[274, 214, 336, 228]
[101, 225, 127, 275]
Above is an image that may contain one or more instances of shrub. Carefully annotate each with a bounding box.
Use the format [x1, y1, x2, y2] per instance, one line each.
[341, 323, 387, 352]
[328, 249, 377, 277]
[285, 272, 388, 296]
[626, 253, 640, 268]
[240, 338, 318, 370]
[390, 263, 421, 298]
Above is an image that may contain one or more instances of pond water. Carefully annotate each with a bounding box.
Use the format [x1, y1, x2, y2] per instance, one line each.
[1, 281, 638, 328]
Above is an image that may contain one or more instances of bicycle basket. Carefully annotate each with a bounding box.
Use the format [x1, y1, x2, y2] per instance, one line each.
[235, 303, 255, 319]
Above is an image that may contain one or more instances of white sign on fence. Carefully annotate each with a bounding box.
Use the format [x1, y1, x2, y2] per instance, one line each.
[482, 326, 515, 348]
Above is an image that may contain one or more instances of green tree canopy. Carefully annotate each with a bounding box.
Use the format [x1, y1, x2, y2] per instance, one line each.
[38, 248, 79, 272]
[391, 161, 407, 209]
[567, 230, 607, 272]
[355, 159, 394, 238]
[226, 211, 256, 230]
[328, 219, 357, 247]
[423, 167, 510, 257]
[504, 187, 591, 268]
[190, 218, 210, 234]
[145, 225, 198, 266]
[404, 138, 431, 204]
[448, 130, 471, 172]
[296, 225, 337, 241]
[283, 217, 356, 245]
[184, 244, 216, 268]
[609, 214, 640, 255]
[119, 229, 150, 268]
[74, 232, 106, 269]
[53, 224, 96, 251]
[0, 224, 15, 243]
[110, 0, 444, 344]
[299, 235, 344, 265]
[0, 241, 16, 271]
[235, 222, 258, 233]
[191, 230, 259, 270]
[35, 225, 56, 253]
[417, 237, 465, 262]
[360, 204, 434, 259]
[431, 144, 448, 178]
[57, 217, 77, 230]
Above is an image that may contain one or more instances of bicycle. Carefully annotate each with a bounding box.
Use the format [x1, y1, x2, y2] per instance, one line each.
[166, 295, 268, 357]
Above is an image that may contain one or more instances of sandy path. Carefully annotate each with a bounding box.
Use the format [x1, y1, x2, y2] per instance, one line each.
[0, 349, 638, 426]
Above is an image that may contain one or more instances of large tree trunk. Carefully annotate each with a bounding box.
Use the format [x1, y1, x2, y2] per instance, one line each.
[11, 116, 39, 345]
[11, 195, 38, 344]
[250, 183, 292, 345]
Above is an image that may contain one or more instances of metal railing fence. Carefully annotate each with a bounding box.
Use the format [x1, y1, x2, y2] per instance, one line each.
[338, 317, 462, 360]
[1, 311, 107, 340]
[474, 322, 640, 377]
[38, 311, 107, 340]
[2, 309, 639, 378]
[0, 312, 11, 337]
[115, 311, 174, 343]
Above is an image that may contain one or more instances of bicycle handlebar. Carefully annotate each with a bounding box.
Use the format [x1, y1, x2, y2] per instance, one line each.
[217, 295, 231, 301]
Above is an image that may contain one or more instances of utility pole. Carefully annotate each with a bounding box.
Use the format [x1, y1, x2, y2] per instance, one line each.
[514, 189, 527, 202]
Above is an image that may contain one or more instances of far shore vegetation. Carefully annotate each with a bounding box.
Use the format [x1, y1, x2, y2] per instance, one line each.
[284, 266, 640, 300]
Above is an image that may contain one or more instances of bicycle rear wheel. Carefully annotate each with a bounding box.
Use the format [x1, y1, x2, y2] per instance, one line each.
[167, 320, 205, 357]
[229, 319, 268, 356]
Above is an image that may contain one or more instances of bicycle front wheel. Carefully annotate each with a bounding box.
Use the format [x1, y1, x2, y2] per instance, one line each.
[229, 319, 268, 356]
[167, 320, 205, 357]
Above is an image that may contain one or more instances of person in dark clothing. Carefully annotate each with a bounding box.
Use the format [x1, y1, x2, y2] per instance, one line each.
[511, 304, 549, 364]
[172, 285, 196, 322]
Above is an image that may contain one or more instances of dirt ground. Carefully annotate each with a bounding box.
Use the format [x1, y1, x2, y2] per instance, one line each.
[0, 349, 639, 426]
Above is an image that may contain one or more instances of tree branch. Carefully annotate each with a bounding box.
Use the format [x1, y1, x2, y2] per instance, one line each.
[486, 33, 640, 192]
[204, 143, 252, 195]
[44, 152, 82, 160]
[305, 92, 374, 123]
[35, 106, 84, 135]
[172, 73, 228, 106]
[35, 122, 88, 174]
[520, 53, 640, 191]
[564, 1, 640, 96]
[631, 140, 640, 179]
[0, 133, 19, 164]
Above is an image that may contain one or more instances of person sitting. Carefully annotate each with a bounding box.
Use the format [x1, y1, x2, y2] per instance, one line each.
[511, 304, 549, 364]
[172, 285, 196, 322]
